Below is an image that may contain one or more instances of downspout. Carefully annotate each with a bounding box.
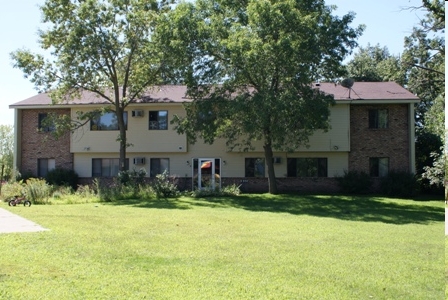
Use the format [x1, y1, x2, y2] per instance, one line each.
[409, 103, 416, 174]
[347, 101, 352, 172]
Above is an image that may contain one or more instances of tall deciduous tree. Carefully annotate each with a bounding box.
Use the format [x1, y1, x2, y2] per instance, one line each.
[11, 0, 173, 172]
[157, 0, 363, 194]
[402, 0, 445, 191]
[402, 0, 444, 128]
[346, 44, 405, 85]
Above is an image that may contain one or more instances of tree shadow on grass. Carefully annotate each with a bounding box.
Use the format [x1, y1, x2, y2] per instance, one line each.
[105, 198, 191, 210]
[104, 194, 444, 225]
[195, 194, 444, 225]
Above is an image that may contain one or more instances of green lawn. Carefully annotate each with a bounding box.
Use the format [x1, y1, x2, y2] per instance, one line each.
[0, 194, 444, 299]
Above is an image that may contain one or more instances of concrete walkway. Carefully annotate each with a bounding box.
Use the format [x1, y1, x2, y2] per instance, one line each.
[0, 208, 49, 234]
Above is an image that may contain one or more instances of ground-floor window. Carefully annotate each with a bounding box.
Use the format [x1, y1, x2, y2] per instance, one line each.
[287, 158, 328, 177]
[38, 158, 55, 177]
[92, 158, 129, 177]
[369, 157, 389, 177]
[245, 158, 265, 177]
[150, 158, 169, 177]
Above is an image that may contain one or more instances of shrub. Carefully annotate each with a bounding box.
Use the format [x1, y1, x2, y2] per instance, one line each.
[0, 181, 25, 201]
[24, 178, 51, 204]
[190, 184, 241, 198]
[117, 168, 147, 187]
[46, 168, 79, 190]
[221, 184, 242, 196]
[152, 171, 179, 198]
[380, 171, 419, 198]
[50, 185, 74, 199]
[76, 184, 96, 198]
[336, 170, 372, 194]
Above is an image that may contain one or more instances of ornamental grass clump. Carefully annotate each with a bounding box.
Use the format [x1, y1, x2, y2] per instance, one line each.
[24, 178, 51, 204]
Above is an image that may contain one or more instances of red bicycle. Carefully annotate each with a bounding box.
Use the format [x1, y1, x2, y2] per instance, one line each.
[8, 195, 31, 207]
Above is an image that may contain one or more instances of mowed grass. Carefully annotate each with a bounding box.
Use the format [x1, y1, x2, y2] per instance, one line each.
[0, 194, 444, 299]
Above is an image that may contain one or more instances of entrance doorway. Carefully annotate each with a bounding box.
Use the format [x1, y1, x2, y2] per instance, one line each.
[192, 158, 221, 190]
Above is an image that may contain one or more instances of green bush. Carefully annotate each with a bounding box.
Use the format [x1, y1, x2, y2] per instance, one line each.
[117, 168, 147, 187]
[380, 171, 418, 198]
[93, 178, 144, 202]
[75, 184, 96, 198]
[0, 181, 25, 201]
[336, 171, 372, 194]
[152, 171, 179, 198]
[190, 184, 241, 198]
[24, 178, 51, 204]
[221, 184, 242, 196]
[46, 168, 79, 190]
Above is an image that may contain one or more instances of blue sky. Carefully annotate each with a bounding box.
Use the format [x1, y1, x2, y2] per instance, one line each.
[0, 0, 428, 126]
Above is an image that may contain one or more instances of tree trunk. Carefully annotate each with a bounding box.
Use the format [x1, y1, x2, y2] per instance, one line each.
[263, 142, 278, 194]
[117, 106, 127, 172]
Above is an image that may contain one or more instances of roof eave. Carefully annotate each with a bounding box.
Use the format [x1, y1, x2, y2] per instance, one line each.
[335, 99, 420, 104]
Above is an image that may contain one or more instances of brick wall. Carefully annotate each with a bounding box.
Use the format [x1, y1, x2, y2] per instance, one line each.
[21, 109, 73, 176]
[349, 104, 410, 174]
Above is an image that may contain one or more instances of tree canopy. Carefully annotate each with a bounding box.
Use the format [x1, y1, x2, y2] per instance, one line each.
[346, 44, 405, 84]
[11, 0, 174, 171]
[402, 0, 444, 131]
[402, 0, 445, 191]
[157, 0, 363, 193]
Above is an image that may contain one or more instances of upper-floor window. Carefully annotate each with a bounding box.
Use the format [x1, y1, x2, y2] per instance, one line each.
[150, 158, 169, 177]
[92, 158, 129, 177]
[287, 158, 328, 177]
[38, 158, 55, 177]
[245, 158, 265, 177]
[91, 112, 127, 131]
[149, 111, 168, 130]
[369, 109, 388, 129]
[369, 157, 389, 177]
[38, 113, 55, 132]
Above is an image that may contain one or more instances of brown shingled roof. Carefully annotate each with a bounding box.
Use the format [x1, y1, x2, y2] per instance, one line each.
[10, 82, 419, 108]
[9, 85, 190, 107]
[314, 81, 419, 100]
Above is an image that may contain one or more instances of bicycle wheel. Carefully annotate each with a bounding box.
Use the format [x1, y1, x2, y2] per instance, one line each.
[8, 199, 16, 206]
[23, 200, 31, 207]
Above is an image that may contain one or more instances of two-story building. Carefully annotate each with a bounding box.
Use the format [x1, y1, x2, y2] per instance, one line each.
[9, 82, 419, 193]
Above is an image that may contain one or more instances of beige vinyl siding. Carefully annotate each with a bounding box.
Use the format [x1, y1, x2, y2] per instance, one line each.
[70, 105, 187, 153]
[72, 103, 349, 178]
[74, 151, 348, 178]
[295, 104, 350, 152]
[74, 153, 119, 177]
[187, 104, 350, 153]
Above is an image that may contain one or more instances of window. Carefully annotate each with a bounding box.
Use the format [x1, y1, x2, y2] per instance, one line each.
[149, 111, 168, 130]
[38, 113, 55, 132]
[91, 112, 127, 131]
[245, 158, 265, 177]
[369, 109, 388, 129]
[92, 158, 129, 177]
[287, 158, 328, 177]
[369, 157, 389, 177]
[150, 158, 169, 177]
[38, 158, 55, 177]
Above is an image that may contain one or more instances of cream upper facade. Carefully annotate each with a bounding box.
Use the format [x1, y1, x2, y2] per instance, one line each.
[10, 82, 420, 192]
